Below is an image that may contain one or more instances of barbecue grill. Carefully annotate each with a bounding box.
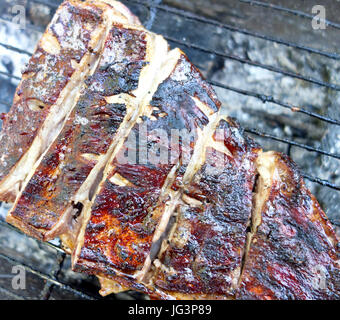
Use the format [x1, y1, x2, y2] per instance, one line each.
[0, 0, 339, 300]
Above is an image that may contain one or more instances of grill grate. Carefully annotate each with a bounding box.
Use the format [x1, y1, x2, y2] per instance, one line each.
[0, 0, 339, 300]
[238, 0, 340, 30]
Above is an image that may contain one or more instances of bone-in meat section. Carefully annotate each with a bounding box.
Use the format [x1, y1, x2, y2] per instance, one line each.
[0, 0, 339, 299]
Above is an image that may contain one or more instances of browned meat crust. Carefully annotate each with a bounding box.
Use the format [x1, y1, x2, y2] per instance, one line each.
[152, 118, 260, 298]
[237, 152, 340, 300]
[0, 0, 142, 202]
[6, 25, 150, 240]
[0, 0, 109, 202]
[72, 51, 221, 285]
[2, 0, 339, 300]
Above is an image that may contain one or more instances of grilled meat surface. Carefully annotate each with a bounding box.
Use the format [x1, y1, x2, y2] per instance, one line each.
[72, 50, 221, 297]
[6, 23, 153, 240]
[237, 152, 340, 300]
[1, 0, 339, 300]
[151, 118, 260, 299]
[0, 0, 112, 202]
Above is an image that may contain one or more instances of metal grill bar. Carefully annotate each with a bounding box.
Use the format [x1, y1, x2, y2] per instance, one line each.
[2, 34, 339, 127]
[0, 218, 98, 299]
[126, 2, 340, 91]
[127, 0, 340, 60]
[239, 0, 340, 30]
[0, 220, 65, 254]
[2, 59, 338, 163]
[208, 80, 340, 126]
[0, 6, 339, 191]
[39, 251, 66, 300]
[245, 127, 340, 160]
[0, 0, 339, 300]
[0, 16, 43, 33]
[0, 70, 20, 81]
[0, 42, 31, 56]
[0, 251, 97, 300]
[3, 10, 340, 92]
[164, 35, 340, 91]
[302, 174, 340, 194]
[0, 99, 11, 108]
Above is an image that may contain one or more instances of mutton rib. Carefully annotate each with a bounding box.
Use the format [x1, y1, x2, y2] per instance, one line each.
[72, 50, 222, 298]
[6, 16, 169, 241]
[0, 0, 339, 300]
[0, 0, 134, 202]
[236, 151, 340, 300]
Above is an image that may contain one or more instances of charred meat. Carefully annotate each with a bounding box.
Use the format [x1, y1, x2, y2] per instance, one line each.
[1, 0, 339, 300]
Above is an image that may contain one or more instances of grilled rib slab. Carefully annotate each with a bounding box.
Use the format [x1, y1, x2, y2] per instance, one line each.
[236, 151, 340, 300]
[72, 50, 222, 297]
[0, 0, 118, 202]
[6, 21, 166, 241]
[151, 117, 260, 299]
[1, 0, 339, 300]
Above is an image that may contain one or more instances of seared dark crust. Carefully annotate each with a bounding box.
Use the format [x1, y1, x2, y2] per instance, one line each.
[50, 2, 104, 63]
[237, 152, 340, 300]
[85, 22, 148, 96]
[0, 0, 104, 185]
[75, 53, 221, 276]
[2, 0, 339, 300]
[150, 54, 221, 121]
[153, 118, 260, 297]
[8, 26, 148, 239]
[74, 260, 170, 298]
